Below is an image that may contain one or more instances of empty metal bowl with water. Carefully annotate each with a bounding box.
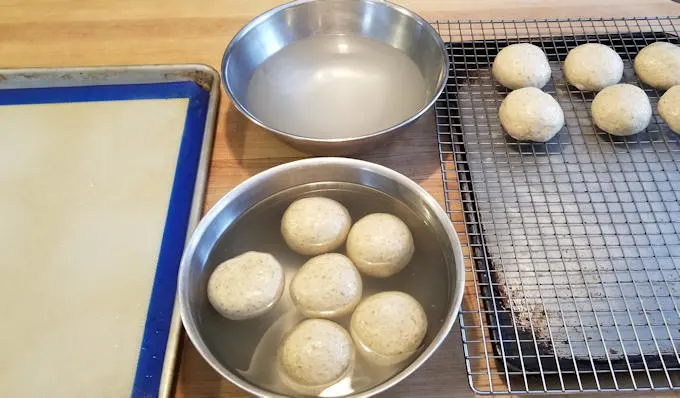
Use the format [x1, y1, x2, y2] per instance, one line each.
[178, 157, 465, 397]
[221, 0, 448, 155]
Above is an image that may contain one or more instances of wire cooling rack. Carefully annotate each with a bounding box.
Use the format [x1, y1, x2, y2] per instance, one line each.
[433, 17, 680, 394]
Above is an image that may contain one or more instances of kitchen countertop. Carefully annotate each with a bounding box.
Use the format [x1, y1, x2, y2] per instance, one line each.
[2, 0, 679, 396]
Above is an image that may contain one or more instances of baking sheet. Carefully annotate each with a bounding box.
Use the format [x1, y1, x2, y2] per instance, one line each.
[0, 66, 218, 398]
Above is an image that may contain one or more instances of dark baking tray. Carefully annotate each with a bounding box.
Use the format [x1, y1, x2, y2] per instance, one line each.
[437, 24, 680, 391]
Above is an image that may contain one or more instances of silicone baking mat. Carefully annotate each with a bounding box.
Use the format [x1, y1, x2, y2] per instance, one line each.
[0, 66, 218, 398]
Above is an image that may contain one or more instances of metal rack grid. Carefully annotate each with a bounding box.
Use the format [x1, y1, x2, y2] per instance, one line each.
[433, 17, 680, 394]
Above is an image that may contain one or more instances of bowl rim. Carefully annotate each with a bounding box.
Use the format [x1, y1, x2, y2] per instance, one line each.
[220, 0, 449, 144]
[178, 157, 466, 398]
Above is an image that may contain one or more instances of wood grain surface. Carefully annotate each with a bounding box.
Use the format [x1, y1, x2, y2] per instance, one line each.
[1, 0, 679, 397]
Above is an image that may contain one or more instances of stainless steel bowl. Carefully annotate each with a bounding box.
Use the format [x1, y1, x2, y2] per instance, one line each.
[221, 0, 448, 155]
[178, 158, 465, 397]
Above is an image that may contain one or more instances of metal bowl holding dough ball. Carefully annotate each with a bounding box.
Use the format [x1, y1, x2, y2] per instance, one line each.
[634, 42, 680, 90]
[591, 83, 651, 136]
[178, 157, 465, 397]
[658, 85, 680, 135]
[290, 253, 362, 318]
[499, 87, 565, 142]
[346, 213, 415, 278]
[350, 291, 428, 366]
[277, 319, 355, 395]
[281, 196, 351, 256]
[492, 43, 551, 90]
[207, 251, 284, 320]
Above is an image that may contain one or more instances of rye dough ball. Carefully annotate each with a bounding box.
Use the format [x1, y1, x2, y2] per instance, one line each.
[350, 291, 428, 366]
[207, 251, 284, 320]
[281, 197, 351, 256]
[492, 43, 551, 90]
[564, 43, 623, 91]
[346, 213, 414, 278]
[658, 85, 680, 135]
[634, 42, 680, 90]
[499, 87, 564, 142]
[290, 253, 362, 318]
[591, 84, 652, 136]
[277, 319, 354, 395]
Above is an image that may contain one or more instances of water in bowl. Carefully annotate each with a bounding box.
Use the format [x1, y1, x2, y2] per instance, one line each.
[246, 34, 429, 139]
[200, 182, 450, 397]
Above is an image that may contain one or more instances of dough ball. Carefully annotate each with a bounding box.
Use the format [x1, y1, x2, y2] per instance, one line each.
[207, 251, 284, 320]
[492, 43, 551, 90]
[563, 43, 623, 91]
[499, 87, 564, 142]
[290, 253, 362, 318]
[281, 197, 351, 256]
[658, 85, 680, 134]
[277, 319, 354, 395]
[591, 84, 651, 136]
[346, 213, 414, 278]
[634, 42, 680, 90]
[350, 291, 428, 366]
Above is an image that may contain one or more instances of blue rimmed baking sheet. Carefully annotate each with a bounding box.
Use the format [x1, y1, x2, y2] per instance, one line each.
[0, 66, 218, 398]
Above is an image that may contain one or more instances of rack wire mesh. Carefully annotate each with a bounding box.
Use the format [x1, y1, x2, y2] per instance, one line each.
[433, 17, 680, 394]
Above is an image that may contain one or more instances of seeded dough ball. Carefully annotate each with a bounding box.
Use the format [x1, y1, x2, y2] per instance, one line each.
[591, 84, 651, 136]
[207, 251, 284, 320]
[290, 253, 362, 318]
[564, 43, 623, 91]
[492, 43, 551, 90]
[350, 291, 428, 366]
[346, 213, 414, 278]
[634, 42, 680, 90]
[281, 197, 351, 256]
[658, 85, 680, 135]
[278, 319, 354, 395]
[499, 87, 564, 142]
